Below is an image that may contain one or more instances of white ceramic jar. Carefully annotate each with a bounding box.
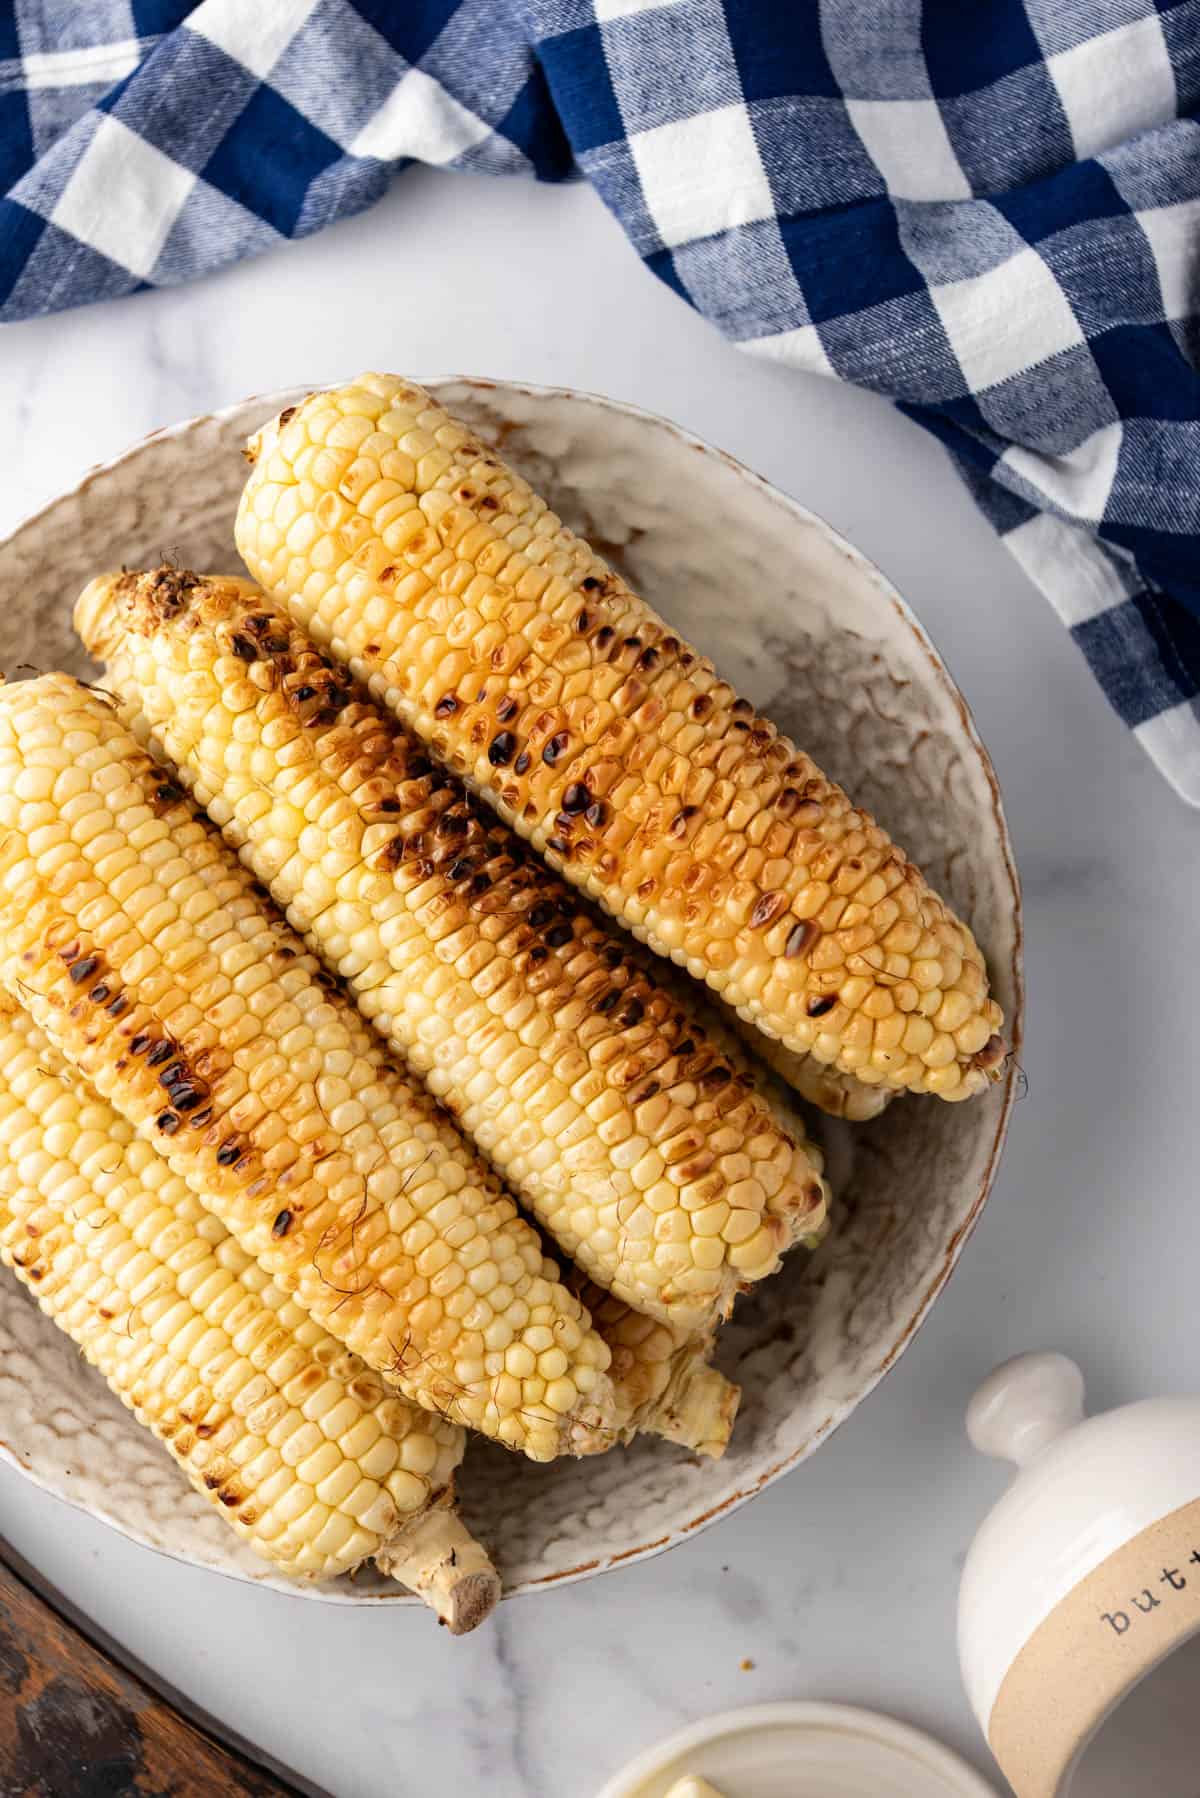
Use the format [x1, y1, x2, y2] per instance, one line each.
[959, 1353, 1200, 1796]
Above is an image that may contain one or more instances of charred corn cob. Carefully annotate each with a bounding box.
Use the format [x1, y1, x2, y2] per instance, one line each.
[77, 571, 828, 1332]
[236, 375, 1004, 1101]
[0, 997, 498, 1628]
[0, 676, 613, 1463]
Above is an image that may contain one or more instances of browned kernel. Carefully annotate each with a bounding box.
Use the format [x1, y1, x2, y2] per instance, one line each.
[750, 892, 787, 929]
[786, 920, 821, 959]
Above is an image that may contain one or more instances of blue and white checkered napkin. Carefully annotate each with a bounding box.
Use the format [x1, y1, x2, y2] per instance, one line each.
[3, 2, 1199, 799]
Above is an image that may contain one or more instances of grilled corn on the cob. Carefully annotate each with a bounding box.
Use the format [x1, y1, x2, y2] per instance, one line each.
[0, 996, 498, 1628]
[0, 675, 613, 1463]
[236, 375, 1004, 1101]
[77, 571, 828, 1332]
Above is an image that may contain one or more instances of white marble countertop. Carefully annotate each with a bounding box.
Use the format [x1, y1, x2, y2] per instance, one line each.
[1, 168, 1197, 1798]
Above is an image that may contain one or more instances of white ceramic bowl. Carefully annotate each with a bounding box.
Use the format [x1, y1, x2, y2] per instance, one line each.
[0, 379, 1022, 1604]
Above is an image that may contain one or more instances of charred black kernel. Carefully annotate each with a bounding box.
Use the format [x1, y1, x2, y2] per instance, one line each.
[594, 626, 615, 651]
[374, 797, 401, 813]
[527, 946, 549, 966]
[231, 634, 258, 661]
[158, 1062, 186, 1090]
[676, 1038, 695, 1056]
[630, 1080, 660, 1105]
[435, 693, 459, 719]
[449, 858, 474, 881]
[731, 719, 751, 731]
[691, 694, 713, 719]
[731, 697, 754, 716]
[528, 903, 555, 929]
[129, 1033, 153, 1057]
[294, 684, 317, 702]
[575, 609, 590, 632]
[106, 995, 128, 1017]
[603, 945, 623, 968]
[68, 956, 99, 986]
[636, 647, 659, 672]
[621, 636, 641, 652]
[216, 1140, 242, 1167]
[661, 637, 681, 656]
[584, 801, 607, 828]
[170, 1086, 207, 1114]
[543, 732, 569, 766]
[89, 983, 110, 1004]
[547, 837, 569, 857]
[785, 920, 820, 959]
[496, 695, 518, 723]
[561, 783, 589, 815]
[407, 756, 432, 779]
[545, 923, 573, 949]
[553, 814, 575, 836]
[155, 782, 183, 806]
[436, 811, 466, 836]
[488, 731, 517, 767]
[619, 998, 645, 1027]
[596, 990, 620, 1014]
[581, 576, 601, 592]
[147, 1041, 176, 1068]
[669, 806, 698, 837]
[807, 995, 836, 1017]
[469, 873, 491, 895]
[701, 1066, 732, 1088]
[188, 1109, 213, 1130]
[156, 1110, 181, 1135]
[272, 1209, 293, 1238]
[513, 751, 531, 775]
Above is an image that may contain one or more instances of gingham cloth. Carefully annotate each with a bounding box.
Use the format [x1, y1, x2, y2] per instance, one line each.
[3, 3, 1200, 799]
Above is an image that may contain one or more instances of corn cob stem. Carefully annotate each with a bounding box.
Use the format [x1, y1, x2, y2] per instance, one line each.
[568, 1272, 738, 1457]
[0, 675, 613, 1463]
[236, 375, 1004, 1102]
[374, 1497, 500, 1633]
[78, 571, 828, 1333]
[0, 996, 499, 1620]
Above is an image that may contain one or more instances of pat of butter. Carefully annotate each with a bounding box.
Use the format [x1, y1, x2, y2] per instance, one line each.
[663, 1778, 725, 1798]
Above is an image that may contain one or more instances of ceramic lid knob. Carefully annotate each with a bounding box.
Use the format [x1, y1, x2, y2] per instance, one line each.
[966, 1352, 1086, 1468]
